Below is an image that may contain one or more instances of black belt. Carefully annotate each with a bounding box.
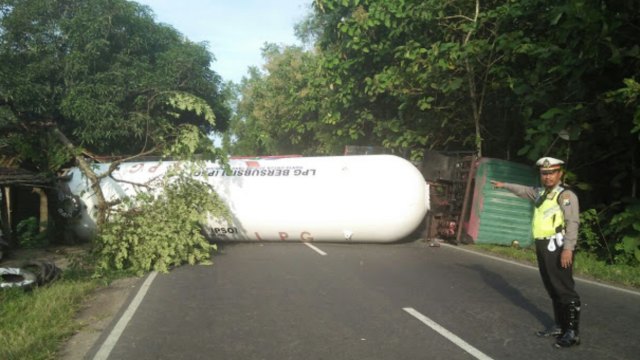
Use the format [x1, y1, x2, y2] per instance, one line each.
[535, 237, 552, 241]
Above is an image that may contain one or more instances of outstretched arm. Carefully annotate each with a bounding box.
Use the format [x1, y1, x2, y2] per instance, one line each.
[491, 180, 537, 201]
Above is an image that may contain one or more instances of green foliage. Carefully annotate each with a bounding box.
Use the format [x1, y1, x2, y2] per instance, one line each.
[165, 124, 221, 160]
[610, 201, 640, 266]
[231, 44, 329, 155]
[166, 91, 217, 126]
[16, 217, 48, 248]
[232, 0, 639, 173]
[573, 251, 640, 289]
[0, 0, 230, 171]
[475, 244, 640, 288]
[580, 202, 640, 266]
[604, 78, 640, 139]
[94, 170, 230, 276]
[0, 279, 97, 360]
[579, 209, 614, 264]
[0, 129, 73, 172]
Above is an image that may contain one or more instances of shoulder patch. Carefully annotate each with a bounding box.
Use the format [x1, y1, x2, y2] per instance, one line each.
[561, 193, 571, 206]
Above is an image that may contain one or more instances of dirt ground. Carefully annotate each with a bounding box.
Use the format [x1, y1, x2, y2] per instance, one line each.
[0, 245, 140, 360]
[59, 276, 140, 359]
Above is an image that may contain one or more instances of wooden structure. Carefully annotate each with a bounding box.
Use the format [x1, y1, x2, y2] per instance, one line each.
[0, 167, 52, 247]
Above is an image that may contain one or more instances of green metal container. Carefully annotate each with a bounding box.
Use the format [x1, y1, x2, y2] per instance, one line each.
[466, 158, 539, 247]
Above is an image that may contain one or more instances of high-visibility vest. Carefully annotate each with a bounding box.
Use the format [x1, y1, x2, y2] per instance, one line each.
[532, 187, 565, 239]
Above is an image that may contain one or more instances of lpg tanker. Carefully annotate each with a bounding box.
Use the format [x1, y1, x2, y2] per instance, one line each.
[62, 155, 429, 243]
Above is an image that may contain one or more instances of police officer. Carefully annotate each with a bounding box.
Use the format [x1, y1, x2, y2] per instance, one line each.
[491, 157, 581, 348]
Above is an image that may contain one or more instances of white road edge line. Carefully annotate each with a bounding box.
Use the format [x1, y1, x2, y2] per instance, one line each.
[442, 243, 640, 297]
[403, 307, 494, 360]
[93, 271, 158, 360]
[303, 242, 327, 256]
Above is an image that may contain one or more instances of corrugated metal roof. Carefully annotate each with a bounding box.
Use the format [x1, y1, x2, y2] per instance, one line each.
[468, 158, 539, 247]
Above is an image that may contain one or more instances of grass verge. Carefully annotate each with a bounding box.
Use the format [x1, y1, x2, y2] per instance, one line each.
[473, 244, 640, 289]
[0, 279, 98, 360]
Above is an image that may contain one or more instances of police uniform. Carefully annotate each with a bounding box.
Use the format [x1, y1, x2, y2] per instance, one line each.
[498, 157, 581, 348]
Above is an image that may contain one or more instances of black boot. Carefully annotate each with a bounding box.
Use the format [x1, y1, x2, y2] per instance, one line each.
[555, 300, 580, 348]
[536, 300, 563, 337]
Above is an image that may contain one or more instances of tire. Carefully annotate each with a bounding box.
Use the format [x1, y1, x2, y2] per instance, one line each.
[0, 267, 37, 290]
[57, 194, 82, 219]
[22, 261, 61, 286]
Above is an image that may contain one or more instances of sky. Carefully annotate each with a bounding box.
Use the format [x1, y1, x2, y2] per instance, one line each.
[134, 0, 312, 83]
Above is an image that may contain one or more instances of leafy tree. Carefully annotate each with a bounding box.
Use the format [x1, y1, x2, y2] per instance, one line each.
[0, 0, 231, 225]
[307, 0, 532, 159]
[231, 43, 329, 155]
[491, 0, 640, 216]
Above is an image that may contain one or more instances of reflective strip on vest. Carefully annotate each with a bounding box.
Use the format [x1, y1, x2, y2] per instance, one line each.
[532, 189, 564, 239]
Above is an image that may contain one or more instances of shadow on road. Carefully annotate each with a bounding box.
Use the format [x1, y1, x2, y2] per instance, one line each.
[462, 264, 553, 328]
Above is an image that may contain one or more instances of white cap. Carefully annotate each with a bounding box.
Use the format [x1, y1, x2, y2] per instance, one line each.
[535, 157, 564, 170]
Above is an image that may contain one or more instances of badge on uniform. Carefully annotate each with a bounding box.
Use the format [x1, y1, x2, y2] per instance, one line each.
[561, 194, 571, 206]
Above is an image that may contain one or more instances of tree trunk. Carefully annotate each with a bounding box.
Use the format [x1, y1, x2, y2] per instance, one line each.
[466, 62, 482, 158]
[52, 127, 109, 227]
[464, 0, 482, 157]
[632, 143, 637, 198]
[2, 186, 12, 245]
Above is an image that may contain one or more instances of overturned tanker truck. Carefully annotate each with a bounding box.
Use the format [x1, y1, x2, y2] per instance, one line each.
[60, 155, 429, 243]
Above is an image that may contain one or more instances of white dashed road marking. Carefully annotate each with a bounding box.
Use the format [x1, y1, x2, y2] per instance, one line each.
[403, 307, 494, 360]
[304, 242, 327, 256]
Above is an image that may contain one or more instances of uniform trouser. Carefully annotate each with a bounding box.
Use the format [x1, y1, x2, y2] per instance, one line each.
[535, 239, 580, 305]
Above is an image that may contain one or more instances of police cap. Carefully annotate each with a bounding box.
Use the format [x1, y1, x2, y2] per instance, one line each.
[536, 157, 564, 172]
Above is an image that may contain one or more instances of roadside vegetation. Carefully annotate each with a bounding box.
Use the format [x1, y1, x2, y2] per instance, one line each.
[474, 244, 640, 289]
[93, 170, 231, 277]
[0, 277, 97, 360]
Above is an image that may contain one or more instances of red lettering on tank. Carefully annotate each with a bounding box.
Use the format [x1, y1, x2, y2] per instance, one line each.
[148, 163, 161, 173]
[129, 163, 144, 173]
[254, 232, 262, 241]
[279, 232, 289, 240]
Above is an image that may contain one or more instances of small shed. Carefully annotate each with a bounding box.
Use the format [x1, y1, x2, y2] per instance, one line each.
[0, 167, 53, 247]
[465, 158, 539, 247]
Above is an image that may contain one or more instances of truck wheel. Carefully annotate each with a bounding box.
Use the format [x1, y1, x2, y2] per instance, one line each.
[57, 194, 82, 219]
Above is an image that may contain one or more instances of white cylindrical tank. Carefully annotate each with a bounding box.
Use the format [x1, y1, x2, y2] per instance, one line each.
[64, 155, 429, 243]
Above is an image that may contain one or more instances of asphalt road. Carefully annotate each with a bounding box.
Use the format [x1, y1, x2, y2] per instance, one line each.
[87, 241, 640, 360]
